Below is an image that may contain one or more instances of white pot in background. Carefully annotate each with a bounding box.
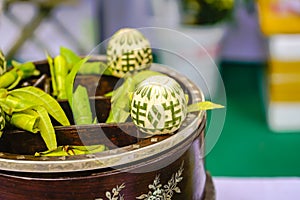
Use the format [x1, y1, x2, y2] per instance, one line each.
[149, 0, 226, 99]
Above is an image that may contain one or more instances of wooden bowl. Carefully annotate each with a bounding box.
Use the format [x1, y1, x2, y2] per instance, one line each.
[0, 57, 208, 199]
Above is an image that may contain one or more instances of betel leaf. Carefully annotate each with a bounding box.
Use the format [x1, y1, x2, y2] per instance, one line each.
[60, 46, 81, 70]
[34, 106, 57, 150]
[131, 70, 162, 84]
[106, 70, 163, 123]
[54, 55, 68, 99]
[106, 77, 134, 123]
[35, 144, 107, 156]
[187, 101, 224, 113]
[73, 85, 93, 125]
[65, 57, 89, 110]
[9, 109, 39, 133]
[9, 86, 70, 126]
[46, 52, 58, 97]
[6, 71, 22, 90]
[0, 95, 36, 115]
[78, 61, 112, 76]
[11, 60, 40, 78]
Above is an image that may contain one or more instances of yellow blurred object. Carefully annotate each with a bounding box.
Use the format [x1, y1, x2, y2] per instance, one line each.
[265, 35, 300, 132]
[257, 0, 300, 35]
[269, 60, 300, 102]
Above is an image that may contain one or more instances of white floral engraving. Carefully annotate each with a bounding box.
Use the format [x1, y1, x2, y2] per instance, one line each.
[95, 161, 184, 200]
[136, 161, 184, 200]
[95, 183, 125, 200]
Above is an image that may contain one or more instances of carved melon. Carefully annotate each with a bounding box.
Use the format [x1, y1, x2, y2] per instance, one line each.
[106, 28, 153, 78]
[0, 106, 5, 136]
[130, 75, 187, 135]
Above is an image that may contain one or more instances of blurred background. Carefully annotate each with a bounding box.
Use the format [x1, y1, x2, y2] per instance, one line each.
[1, 0, 300, 199]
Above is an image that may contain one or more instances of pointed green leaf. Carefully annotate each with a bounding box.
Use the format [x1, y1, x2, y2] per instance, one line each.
[106, 77, 134, 123]
[106, 71, 163, 123]
[72, 85, 93, 125]
[78, 61, 111, 75]
[104, 91, 113, 97]
[35, 145, 107, 157]
[65, 57, 89, 110]
[9, 110, 39, 133]
[187, 101, 224, 113]
[7, 70, 22, 90]
[54, 55, 68, 99]
[35, 146, 65, 157]
[0, 95, 36, 115]
[0, 69, 18, 89]
[9, 86, 70, 126]
[11, 60, 40, 78]
[34, 106, 57, 150]
[131, 70, 163, 84]
[60, 46, 81, 69]
[46, 52, 58, 97]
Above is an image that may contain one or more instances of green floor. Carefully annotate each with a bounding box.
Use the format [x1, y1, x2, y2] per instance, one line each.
[205, 62, 300, 177]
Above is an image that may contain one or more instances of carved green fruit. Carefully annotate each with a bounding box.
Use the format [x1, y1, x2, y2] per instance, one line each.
[130, 75, 187, 135]
[106, 28, 153, 78]
[0, 106, 5, 135]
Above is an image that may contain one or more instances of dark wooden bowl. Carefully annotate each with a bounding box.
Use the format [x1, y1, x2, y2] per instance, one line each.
[0, 57, 208, 199]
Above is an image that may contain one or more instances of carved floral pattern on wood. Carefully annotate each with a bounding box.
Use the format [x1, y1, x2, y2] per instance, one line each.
[95, 161, 184, 200]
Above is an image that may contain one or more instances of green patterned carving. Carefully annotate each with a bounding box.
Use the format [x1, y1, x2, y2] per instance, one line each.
[131, 100, 147, 127]
[0, 106, 5, 136]
[147, 105, 163, 129]
[107, 28, 153, 78]
[0, 51, 7, 76]
[131, 75, 187, 135]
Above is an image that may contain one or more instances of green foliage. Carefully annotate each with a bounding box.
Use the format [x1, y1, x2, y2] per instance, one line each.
[9, 86, 70, 126]
[78, 61, 111, 76]
[0, 86, 70, 150]
[0, 60, 40, 90]
[187, 101, 224, 112]
[106, 70, 163, 123]
[35, 106, 57, 150]
[65, 57, 89, 110]
[72, 85, 93, 125]
[181, 0, 234, 24]
[35, 144, 107, 156]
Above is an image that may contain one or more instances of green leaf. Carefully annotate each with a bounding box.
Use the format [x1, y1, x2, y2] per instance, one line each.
[54, 55, 68, 99]
[35, 144, 107, 156]
[0, 95, 36, 115]
[106, 77, 134, 123]
[9, 86, 70, 126]
[0, 69, 18, 89]
[60, 46, 81, 70]
[78, 61, 111, 75]
[104, 91, 113, 97]
[7, 70, 22, 90]
[65, 57, 89, 110]
[131, 70, 162, 84]
[11, 60, 40, 78]
[9, 109, 39, 133]
[34, 106, 57, 150]
[187, 101, 224, 113]
[46, 52, 58, 97]
[106, 70, 163, 123]
[106, 109, 130, 124]
[72, 85, 93, 125]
